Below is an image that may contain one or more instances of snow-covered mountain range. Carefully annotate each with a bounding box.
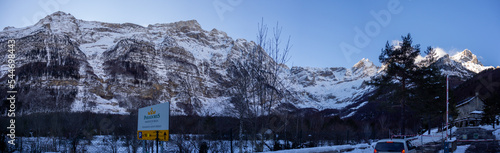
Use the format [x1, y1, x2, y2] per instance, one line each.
[0, 12, 496, 117]
[423, 48, 495, 78]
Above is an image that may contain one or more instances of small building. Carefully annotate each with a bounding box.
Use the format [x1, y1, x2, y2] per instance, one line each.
[455, 94, 485, 127]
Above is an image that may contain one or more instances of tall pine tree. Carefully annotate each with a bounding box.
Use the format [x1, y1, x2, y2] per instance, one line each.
[369, 33, 420, 136]
[482, 93, 500, 127]
[410, 47, 446, 133]
[370, 34, 448, 136]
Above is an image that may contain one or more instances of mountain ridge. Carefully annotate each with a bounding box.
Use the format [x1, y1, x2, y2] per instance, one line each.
[0, 11, 496, 117]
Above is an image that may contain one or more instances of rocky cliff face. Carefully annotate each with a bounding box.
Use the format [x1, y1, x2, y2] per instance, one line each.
[0, 12, 258, 115]
[0, 12, 495, 117]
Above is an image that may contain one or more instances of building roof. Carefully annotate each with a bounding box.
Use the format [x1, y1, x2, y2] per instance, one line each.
[470, 111, 484, 114]
[456, 96, 482, 107]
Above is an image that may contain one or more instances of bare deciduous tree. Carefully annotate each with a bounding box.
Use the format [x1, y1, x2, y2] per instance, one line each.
[231, 18, 292, 152]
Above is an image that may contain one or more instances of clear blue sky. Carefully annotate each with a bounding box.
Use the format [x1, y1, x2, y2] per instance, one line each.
[1, 0, 499, 68]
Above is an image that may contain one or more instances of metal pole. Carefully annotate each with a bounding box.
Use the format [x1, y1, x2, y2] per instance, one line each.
[142, 141, 149, 153]
[230, 128, 233, 153]
[445, 75, 451, 138]
[156, 131, 159, 153]
[163, 132, 167, 152]
[421, 135, 423, 147]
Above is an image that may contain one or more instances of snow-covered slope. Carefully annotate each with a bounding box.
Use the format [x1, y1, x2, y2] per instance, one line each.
[287, 58, 378, 110]
[415, 49, 495, 79]
[0, 11, 496, 116]
[451, 49, 493, 73]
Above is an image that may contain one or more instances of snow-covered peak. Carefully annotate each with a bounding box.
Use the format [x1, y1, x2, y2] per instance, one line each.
[148, 20, 203, 32]
[450, 49, 493, 73]
[352, 58, 378, 78]
[171, 20, 202, 30]
[36, 11, 77, 25]
[353, 58, 375, 68]
[36, 11, 78, 34]
[414, 48, 493, 75]
[452, 49, 481, 65]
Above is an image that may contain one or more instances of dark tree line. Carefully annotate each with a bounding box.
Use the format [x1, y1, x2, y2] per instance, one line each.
[1, 111, 392, 152]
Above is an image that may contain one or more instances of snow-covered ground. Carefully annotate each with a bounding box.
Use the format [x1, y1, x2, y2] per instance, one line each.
[453, 145, 471, 153]
[259, 127, 452, 153]
[262, 125, 500, 153]
[442, 124, 500, 153]
[9, 134, 280, 153]
[409, 126, 458, 147]
[262, 144, 373, 153]
[8, 125, 500, 153]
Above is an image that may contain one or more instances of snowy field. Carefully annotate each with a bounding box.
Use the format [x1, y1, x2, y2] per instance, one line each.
[262, 144, 374, 153]
[8, 134, 311, 153]
[6, 125, 500, 153]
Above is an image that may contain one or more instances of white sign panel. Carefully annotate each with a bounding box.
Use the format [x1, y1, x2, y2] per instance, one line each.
[137, 102, 169, 131]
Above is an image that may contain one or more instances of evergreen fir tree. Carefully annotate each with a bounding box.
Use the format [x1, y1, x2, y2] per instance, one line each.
[482, 94, 500, 127]
[369, 33, 420, 136]
[410, 46, 446, 132]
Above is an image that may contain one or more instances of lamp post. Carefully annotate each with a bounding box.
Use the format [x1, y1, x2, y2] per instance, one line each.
[446, 75, 449, 140]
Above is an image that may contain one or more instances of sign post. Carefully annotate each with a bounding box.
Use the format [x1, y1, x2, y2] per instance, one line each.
[138, 102, 170, 152]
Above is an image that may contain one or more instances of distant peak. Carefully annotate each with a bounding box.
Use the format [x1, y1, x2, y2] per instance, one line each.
[37, 11, 76, 25]
[50, 11, 72, 16]
[34, 11, 79, 34]
[452, 49, 481, 65]
[353, 58, 374, 68]
[148, 19, 202, 32]
[459, 49, 473, 57]
[46, 11, 76, 20]
[351, 58, 377, 77]
[171, 20, 202, 30]
[175, 20, 200, 26]
[357, 58, 371, 63]
[3, 26, 15, 31]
